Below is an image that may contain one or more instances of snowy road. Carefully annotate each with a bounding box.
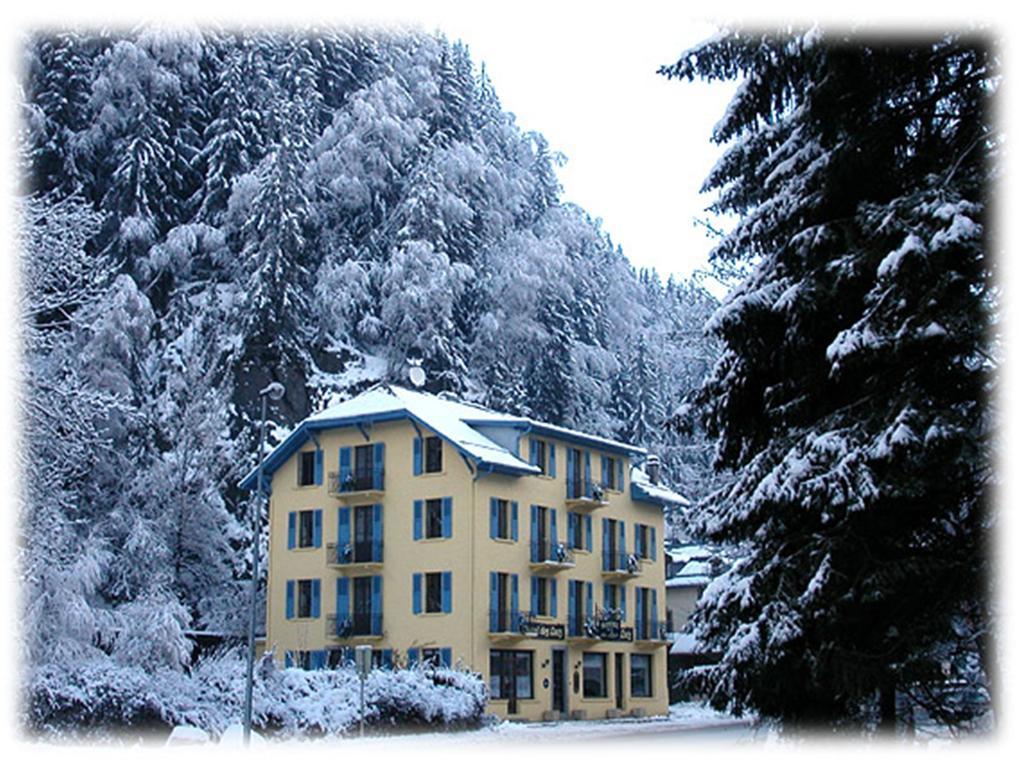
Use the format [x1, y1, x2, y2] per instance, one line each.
[358, 703, 759, 746]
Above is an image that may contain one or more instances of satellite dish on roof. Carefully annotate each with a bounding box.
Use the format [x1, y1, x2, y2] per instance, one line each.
[409, 365, 426, 388]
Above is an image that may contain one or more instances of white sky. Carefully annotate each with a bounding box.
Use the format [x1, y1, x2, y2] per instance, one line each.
[434, 12, 736, 283]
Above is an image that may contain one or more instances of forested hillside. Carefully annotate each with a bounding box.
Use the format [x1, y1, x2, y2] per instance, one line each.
[19, 26, 719, 663]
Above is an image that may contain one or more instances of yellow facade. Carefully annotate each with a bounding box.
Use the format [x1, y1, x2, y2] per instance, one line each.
[263, 404, 671, 722]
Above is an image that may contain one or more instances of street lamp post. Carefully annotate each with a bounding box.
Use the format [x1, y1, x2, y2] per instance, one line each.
[243, 381, 285, 746]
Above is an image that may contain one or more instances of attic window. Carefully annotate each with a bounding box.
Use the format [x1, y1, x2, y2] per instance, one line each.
[298, 451, 316, 486]
[425, 436, 443, 473]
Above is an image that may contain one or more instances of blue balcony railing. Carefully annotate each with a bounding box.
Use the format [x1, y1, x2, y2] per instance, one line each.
[530, 539, 575, 566]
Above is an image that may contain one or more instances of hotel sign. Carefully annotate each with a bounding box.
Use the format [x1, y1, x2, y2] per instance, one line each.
[520, 619, 566, 640]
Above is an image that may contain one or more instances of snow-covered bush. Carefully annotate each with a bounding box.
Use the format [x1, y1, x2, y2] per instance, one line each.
[25, 649, 488, 741]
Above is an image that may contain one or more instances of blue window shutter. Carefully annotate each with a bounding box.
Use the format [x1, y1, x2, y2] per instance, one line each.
[618, 521, 626, 558]
[337, 577, 350, 618]
[530, 576, 538, 616]
[652, 590, 658, 630]
[382, 649, 394, 669]
[584, 451, 592, 487]
[339, 447, 351, 484]
[284, 651, 293, 669]
[529, 438, 538, 465]
[566, 449, 575, 496]
[311, 579, 321, 618]
[617, 459, 624, 492]
[601, 457, 609, 487]
[530, 506, 538, 559]
[413, 500, 423, 540]
[568, 581, 576, 625]
[313, 509, 323, 548]
[373, 442, 385, 489]
[314, 449, 323, 485]
[442, 571, 452, 613]
[585, 581, 593, 618]
[489, 572, 498, 630]
[372, 575, 382, 634]
[372, 504, 383, 561]
[604, 583, 612, 611]
[549, 443, 556, 478]
[550, 509, 557, 544]
[585, 516, 593, 551]
[650, 528, 657, 562]
[550, 579, 558, 617]
[620, 585, 627, 619]
[408, 648, 419, 665]
[635, 523, 642, 557]
[511, 502, 519, 541]
[412, 573, 422, 614]
[287, 512, 296, 549]
[602, 519, 611, 569]
[286, 580, 295, 619]
[489, 498, 498, 539]
[568, 513, 577, 547]
[413, 437, 423, 476]
[441, 648, 452, 668]
[635, 586, 642, 634]
[311, 650, 326, 670]
[338, 506, 351, 552]
[511, 574, 519, 619]
[442, 497, 453, 538]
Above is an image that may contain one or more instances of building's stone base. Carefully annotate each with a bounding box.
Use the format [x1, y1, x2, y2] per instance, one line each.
[569, 709, 587, 721]
[629, 707, 647, 719]
[542, 710, 562, 722]
[605, 708, 625, 719]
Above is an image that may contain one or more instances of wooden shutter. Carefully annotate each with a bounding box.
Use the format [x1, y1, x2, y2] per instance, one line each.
[442, 571, 452, 613]
[442, 497, 453, 537]
[413, 500, 423, 540]
[413, 437, 423, 475]
[287, 511, 296, 549]
[412, 573, 422, 614]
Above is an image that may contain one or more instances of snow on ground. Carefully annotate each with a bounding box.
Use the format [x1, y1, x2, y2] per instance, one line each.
[332, 702, 753, 746]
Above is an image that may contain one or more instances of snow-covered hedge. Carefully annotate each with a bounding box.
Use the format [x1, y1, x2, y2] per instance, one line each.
[26, 649, 489, 741]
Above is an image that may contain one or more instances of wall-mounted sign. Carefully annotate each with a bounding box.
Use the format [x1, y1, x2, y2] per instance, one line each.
[520, 619, 566, 640]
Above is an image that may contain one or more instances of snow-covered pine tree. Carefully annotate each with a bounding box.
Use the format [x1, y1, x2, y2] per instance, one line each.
[661, 30, 996, 733]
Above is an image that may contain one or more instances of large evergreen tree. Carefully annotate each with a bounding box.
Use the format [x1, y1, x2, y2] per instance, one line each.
[661, 31, 996, 733]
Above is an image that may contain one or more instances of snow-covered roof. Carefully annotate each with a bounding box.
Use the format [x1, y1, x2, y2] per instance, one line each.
[666, 544, 713, 564]
[630, 465, 690, 508]
[666, 559, 713, 589]
[669, 632, 700, 655]
[240, 384, 650, 491]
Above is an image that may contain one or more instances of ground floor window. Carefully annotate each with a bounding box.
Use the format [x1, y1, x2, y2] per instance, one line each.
[489, 649, 533, 701]
[630, 653, 653, 697]
[582, 652, 607, 698]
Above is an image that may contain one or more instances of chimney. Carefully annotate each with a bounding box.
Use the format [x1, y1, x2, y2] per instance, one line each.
[645, 455, 661, 485]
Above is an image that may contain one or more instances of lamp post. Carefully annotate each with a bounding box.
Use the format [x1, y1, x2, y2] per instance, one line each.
[243, 381, 285, 746]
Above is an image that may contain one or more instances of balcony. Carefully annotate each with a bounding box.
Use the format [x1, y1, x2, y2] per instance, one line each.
[326, 539, 383, 572]
[567, 608, 634, 644]
[601, 551, 642, 581]
[634, 618, 670, 646]
[529, 540, 575, 572]
[565, 477, 609, 512]
[488, 609, 526, 642]
[326, 611, 383, 640]
[328, 469, 385, 501]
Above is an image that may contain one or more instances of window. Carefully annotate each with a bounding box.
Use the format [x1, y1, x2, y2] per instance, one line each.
[582, 652, 607, 698]
[424, 436, 443, 473]
[534, 576, 549, 616]
[298, 451, 316, 486]
[495, 499, 511, 539]
[535, 439, 548, 474]
[425, 572, 443, 613]
[298, 509, 315, 548]
[421, 648, 443, 667]
[636, 523, 651, 559]
[425, 498, 444, 538]
[631, 654, 653, 698]
[489, 650, 534, 700]
[568, 512, 585, 549]
[293, 650, 311, 670]
[601, 456, 620, 491]
[297, 579, 313, 618]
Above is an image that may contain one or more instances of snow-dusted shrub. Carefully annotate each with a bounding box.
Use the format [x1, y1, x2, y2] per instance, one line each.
[25, 649, 488, 741]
